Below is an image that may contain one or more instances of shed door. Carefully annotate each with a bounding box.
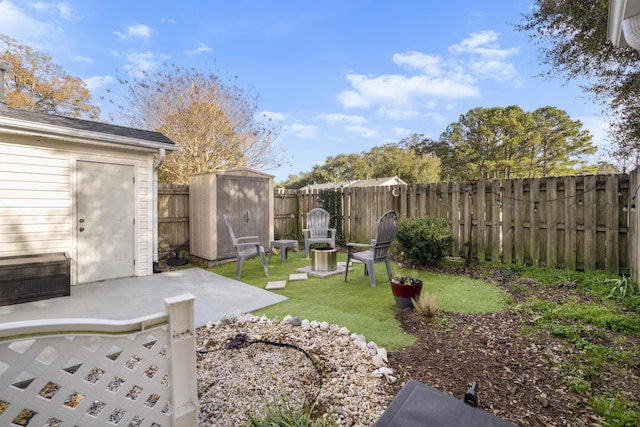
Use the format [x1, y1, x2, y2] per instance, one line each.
[217, 175, 269, 259]
[77, 161, 135, 283]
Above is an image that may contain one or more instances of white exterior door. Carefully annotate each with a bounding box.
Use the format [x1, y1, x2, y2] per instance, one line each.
[77, 161, 135, 283]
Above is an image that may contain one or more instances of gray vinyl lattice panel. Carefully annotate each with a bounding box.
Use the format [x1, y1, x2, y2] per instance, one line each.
[0, 326, 172, 426]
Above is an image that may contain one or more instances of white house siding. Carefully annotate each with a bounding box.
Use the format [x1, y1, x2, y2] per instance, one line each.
[0, 134, 154, 284]
[139, 156, 153, 276]
[0, 139, 71, 257]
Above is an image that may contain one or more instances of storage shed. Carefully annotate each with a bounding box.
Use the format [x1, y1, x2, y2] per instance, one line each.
[0, 103, 178, 291]
[189, 168, 274, 262]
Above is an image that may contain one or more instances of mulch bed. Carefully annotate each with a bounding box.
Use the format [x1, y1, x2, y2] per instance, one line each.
[386, 266, 637, 426]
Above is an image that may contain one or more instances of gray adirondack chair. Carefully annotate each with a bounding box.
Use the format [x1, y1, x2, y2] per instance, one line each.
[223, 214, 269, 279]
[303, 208, 337, 258]
[344, 210, 398, 287]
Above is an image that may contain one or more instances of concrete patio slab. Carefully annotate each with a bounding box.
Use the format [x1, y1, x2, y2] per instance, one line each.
[0, 268, 287, 328]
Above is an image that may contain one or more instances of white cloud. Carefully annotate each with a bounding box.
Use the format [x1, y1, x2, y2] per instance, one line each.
[317, 113, 367, 126]
[345, 125, 377, 138]
[114, 23, 151, 41]
[376, 107, 418, 120]
[124, 52, 156, 77]
[449, 31, 518, 59]
[73, 55, 93, 64]
[392, 127, 412, 137]
[338, 70, 479, 109]
[471, 59, 521, 85]
[337, 89, 369, 108]
[450, 31, 521, 84]
[30, 1, 74, 19]
[393, 51, 444, 76]
[56, 2, 72, 19]
[258, 111, 286, 121]
[286, 123, 318, 138]
[337, 31, 521, 118]
[0, 0, 61, 45]
[186, 42, 212, 56]
[30, 2, 46, 11]
[424, 112, 446, 123]
[84, 75, 114, 91]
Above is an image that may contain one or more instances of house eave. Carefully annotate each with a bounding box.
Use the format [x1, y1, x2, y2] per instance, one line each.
[609, 0, 629, 47]
[0, 115, 178, 152]
[608, 0, 640, 48]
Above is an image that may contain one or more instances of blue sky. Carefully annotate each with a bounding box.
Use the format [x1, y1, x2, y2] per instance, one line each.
[0, 0, 613, 182]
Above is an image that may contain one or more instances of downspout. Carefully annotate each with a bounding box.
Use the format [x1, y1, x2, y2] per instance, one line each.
[153, 148, 166, 272]
[0, 60, 10, 111]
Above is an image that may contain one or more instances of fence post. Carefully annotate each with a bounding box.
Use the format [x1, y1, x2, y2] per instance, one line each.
[629, 169, 640, 284]
[165, 294, 198, 427]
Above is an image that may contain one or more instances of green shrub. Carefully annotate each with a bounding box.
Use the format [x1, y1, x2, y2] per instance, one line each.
[395, 216, 453, 264]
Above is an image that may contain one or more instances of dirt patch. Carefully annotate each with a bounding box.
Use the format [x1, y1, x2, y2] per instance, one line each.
[387, 265, 638, 426]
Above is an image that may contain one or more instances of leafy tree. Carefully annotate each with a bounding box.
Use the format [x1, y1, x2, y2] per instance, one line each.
[281, 171, 314, 189]
[411, 134, 462, 181]
[517, 0, 640, 169]
[366, 142, 440, 183]
[114, 64, 282, 184]
[281, 138, 440, 188]
[437, 106, 529, 180]
[435, 106, 597, 180]
[528, 106, 596, 177]
[295, 153, 370, 186]
[596, 161, 619, 174]
[0, 34, 100, 119]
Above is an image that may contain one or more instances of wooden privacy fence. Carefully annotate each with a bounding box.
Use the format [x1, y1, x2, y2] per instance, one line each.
[273, 189, 300, 240]
[158, 172, 639, 278]
[628, 168, 640, 282]
[157, 183, 189, 254]
[397, 175, 630, 274]
[294, 175, 631, 275]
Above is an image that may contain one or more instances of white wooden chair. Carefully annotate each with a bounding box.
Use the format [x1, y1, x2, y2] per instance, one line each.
[344, 210, 398, 287]
[303, 208, 337, 258]
[223, 214, 268, 278]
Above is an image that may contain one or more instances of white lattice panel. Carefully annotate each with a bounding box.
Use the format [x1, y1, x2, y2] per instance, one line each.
[0, 294, 197, 427]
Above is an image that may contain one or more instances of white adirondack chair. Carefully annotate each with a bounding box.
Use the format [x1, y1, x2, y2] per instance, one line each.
[303, 208, 337, 258]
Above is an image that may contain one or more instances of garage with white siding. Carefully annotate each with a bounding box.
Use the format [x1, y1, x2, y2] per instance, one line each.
[0, 106, 177, 288]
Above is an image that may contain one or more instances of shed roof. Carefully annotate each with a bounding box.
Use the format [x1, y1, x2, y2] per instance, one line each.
[190, 167, 275, 179]
[299, 180, 357, 192]
[299, 176, 407, 191]
[349, 176, 407, 187]
[0, 107, 177, 151]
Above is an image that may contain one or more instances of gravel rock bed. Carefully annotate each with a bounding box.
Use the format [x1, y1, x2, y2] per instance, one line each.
[196, 314, 397, 426]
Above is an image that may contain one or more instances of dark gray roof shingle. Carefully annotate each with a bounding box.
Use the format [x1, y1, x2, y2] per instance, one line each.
[0, 107, 176, 146]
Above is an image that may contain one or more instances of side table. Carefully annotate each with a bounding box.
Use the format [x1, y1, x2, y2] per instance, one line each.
[269, 240, 300, 264]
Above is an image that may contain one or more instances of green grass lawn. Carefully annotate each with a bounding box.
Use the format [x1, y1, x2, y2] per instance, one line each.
[208, 251, 507, 351]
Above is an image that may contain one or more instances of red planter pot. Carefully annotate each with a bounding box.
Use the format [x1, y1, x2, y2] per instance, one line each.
[390, 278, 423, 308]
